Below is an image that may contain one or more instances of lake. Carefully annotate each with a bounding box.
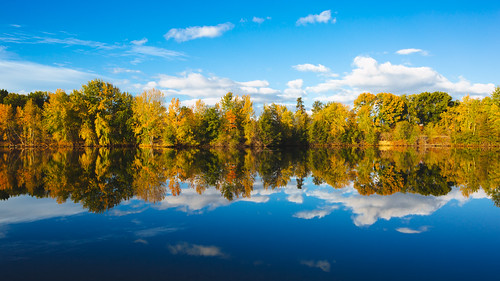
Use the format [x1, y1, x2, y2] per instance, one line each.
[0, 147, 499, 281]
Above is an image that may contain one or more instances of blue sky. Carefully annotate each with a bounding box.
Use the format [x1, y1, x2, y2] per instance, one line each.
[1, 0, 499, 109]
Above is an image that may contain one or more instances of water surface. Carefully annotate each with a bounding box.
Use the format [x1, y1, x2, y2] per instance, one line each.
[1, 148, 499, 280]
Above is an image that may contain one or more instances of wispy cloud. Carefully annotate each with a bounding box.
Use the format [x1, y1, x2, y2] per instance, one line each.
[10, 24, 21, 28]
[396, 226, 429, 234]
[0, 32, 184, 60]
[0, 58, 96, 93]
[112, 67, 141, 74]
[128, 38, 185, 59]
[252, 16, 271, 24]
[296, 10, 336, 26]
[300, 260, 331, 272]
[168, 242, 227, 258]
[396, 48, 429, 56]
[134, 226, 180, 238]
[134, 239, 149, 245]
[35, 36, 116, 50]
[164, 23, 235, 42]
[293, 63, 330, 73]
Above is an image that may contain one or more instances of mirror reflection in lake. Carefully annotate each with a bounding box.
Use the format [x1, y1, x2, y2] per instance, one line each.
[1, 148, 499, 281]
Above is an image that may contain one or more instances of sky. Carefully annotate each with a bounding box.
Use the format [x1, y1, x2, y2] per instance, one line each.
[1, 0, 499, 109]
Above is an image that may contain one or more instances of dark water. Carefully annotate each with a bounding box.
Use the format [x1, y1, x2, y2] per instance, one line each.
[0, 148, 499, 281]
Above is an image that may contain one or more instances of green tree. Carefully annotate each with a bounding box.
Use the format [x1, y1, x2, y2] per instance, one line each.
[72, 79, 133, 146]
[404, 91, 454, 125]
[0, 89, 8, 104]
[293, 97, 310, 145]
[2, 93, 28, 110]
[258, 104, 282, 147]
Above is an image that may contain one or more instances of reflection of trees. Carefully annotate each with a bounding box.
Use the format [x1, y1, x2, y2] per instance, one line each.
[0, 147, 499, 211]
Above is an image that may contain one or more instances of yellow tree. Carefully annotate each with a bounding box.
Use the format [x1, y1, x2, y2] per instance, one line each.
[131, 89, 166, 146]
[44, 89, 79, 145]
[164, 98, 197, 146]
[0, 104, 16, 144]
[353, 93, 379, 144]
[374, 92, 405, 128]
[17, 99, 43, 146]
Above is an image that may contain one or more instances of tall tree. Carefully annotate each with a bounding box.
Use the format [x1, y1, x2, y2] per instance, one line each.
[132, 89, 166, 146]
[0, 104, 16, 144]
[17, 99, 43, 146]
[72, 79, 133, 146]
[43, 89, 80, 145]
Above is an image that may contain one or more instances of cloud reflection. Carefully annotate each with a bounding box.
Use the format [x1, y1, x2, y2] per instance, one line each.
[0, 196, 84, 225]
[396, 226, 429, 234]
[300, 259, 331, 272]
[168, 242, 227, 258]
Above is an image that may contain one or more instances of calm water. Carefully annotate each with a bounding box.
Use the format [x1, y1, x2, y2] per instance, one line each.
[0, 148, 499, 281]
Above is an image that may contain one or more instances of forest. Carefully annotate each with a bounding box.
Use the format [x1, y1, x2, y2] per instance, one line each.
[1, 79, 499, 147]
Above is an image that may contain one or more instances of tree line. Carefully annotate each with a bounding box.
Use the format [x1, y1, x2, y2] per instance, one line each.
[1, 147, 499, 212]
[1, 79, 499, 147]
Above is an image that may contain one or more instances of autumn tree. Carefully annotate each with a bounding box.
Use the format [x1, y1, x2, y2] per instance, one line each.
[132, 89, 166, 146]
[17, 99, 44, 146]
[164, 98, 198, 146]
[309, 102, 350, 145]
[43, 89, 80, 145]
[72, 79, 134, 146]
[374, 92, 405, 129]
[0, 104, 16, 144]
[216, 92, 254, 147]
[353, 93, 379, 145]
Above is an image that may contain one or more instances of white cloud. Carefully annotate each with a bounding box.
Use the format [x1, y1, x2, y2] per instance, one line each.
[112, 67, 141, 74]
[253, 17, 265, 24]
[252, 16, 271, 24]
[168, 242, 227, 257]
[306, 55, 495, 103]
[138, 72, 281, 106]
[0, 58, 96, 93]
[296, 10, 336, 26]
[165, 23, 235, 42]
[396, 48, 428, 56]
[396, 226, 429, 234]
[239, 80, 270, 87]
[131, 38, 148, 45]
[300, 260, 331, 272]
[293, 63, 330, 73]
[10, 24, 21, 28]
[280, 79, 307, 100]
